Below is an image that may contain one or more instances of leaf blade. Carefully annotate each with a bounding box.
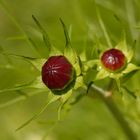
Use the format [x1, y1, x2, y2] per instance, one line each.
[16, 93, 61, 131]
[32, 15, 51, 52]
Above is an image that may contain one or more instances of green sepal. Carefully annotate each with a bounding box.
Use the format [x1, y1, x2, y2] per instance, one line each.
[122, 63, 140, 74]
[58, 87, 86, 120]
[27, 58, 46, 71]
[95, 69, 109, 80]
[32, 15, 61, 56]
[32, 15, 51, 50]
[126, 48, 134, 63]
[60, 89, 73, 103]
[109, 72, 123, 79]
[95, 63, 139, 82]
[73, 56, 82, 76]
[60, 18, 82, 77]
[60, 18, 77, 65]
[115, 33, 134, 63]
[74, 76, 86, 90]
[115, 34, 127, 54]
[28, 76, 46, 89]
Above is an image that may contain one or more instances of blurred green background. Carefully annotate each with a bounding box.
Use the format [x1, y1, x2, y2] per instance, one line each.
[0, 0, 140, 140]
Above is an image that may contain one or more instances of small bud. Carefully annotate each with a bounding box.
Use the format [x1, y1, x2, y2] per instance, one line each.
[42, 55, 74, 91]
[101, 49, 126, 72]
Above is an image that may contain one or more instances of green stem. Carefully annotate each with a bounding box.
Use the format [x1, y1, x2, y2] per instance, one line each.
[88, 83, 137, 140]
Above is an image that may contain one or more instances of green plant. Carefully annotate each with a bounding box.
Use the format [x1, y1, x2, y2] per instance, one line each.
[0, 0, 140, 140]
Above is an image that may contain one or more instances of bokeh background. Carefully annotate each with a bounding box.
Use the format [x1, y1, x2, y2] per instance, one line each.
[0, 0, 140, 140]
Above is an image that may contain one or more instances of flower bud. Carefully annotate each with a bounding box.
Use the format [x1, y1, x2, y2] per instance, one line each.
[42, 55, 74, 91]
[101, 48, 126, 72]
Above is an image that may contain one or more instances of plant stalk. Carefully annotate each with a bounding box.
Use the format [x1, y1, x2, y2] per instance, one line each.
[88, 83, 137, 140]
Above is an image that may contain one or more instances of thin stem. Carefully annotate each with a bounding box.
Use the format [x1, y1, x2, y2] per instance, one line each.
[95, 3, 113, 48]
[88, 83, 137, 140]
[0, 90, 45, 109]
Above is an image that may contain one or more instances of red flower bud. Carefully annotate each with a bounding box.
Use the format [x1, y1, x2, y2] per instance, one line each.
[101, 48, 126, 72]
[42, 55, 74, 91]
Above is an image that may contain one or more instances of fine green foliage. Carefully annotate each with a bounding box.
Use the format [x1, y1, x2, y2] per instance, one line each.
[0, 0, 140, 140]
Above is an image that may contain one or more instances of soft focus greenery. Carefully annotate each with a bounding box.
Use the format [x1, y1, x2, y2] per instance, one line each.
[0, 0, 140, 140]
